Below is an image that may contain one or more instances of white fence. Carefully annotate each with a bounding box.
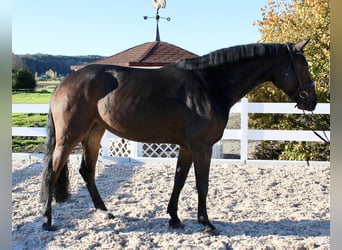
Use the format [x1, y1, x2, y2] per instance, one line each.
[12, 98, 330, 161]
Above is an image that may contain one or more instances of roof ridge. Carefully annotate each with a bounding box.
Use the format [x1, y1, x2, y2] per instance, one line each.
[95, 42, 151, 64]
[136, 41, 160, 62]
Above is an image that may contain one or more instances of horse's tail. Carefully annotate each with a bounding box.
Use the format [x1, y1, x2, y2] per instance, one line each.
[40, 108, 70, 203]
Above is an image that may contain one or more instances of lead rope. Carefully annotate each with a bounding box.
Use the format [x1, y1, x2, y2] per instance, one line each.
[301, 110, 330, 166]
[302, 109, 330, 167]
[302, 110, 330, 144]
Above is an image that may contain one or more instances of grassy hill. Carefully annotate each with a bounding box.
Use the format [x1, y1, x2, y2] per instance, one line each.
[12, 53, 104, 76]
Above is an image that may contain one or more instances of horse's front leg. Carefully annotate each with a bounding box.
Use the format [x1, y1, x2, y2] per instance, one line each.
[192, 144, 218, 234]
[167, 146, 192, 228]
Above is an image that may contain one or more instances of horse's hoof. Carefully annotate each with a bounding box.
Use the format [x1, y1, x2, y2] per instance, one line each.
[169, 218, 183, 229]
[96, 209, 115, 220]
[105, 212, 115, 220]
[203, 225, 219, 236]
[42, 223, 57, 231]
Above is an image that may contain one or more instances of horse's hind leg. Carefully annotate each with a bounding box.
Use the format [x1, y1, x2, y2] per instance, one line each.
[167, 146, 193, 228]
[79, 123, 114, 219]
[42, 136, 80, 230]
[42, 98, 99, 230]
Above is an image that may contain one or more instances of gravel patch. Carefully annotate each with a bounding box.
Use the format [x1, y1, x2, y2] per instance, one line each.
[12, 157, 330, 249]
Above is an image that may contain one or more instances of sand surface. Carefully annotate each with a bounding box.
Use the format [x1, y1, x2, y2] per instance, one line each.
[12, 157, 330, 249]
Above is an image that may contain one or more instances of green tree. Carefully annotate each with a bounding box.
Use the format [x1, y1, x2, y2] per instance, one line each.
[249, 0, 330, 161]
[12, 69, 36, 90]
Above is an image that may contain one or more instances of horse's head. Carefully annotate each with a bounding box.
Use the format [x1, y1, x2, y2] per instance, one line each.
[274, 40, 317, 111]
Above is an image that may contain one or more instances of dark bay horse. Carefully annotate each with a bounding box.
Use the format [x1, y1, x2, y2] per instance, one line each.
[40, 41, 317, 233]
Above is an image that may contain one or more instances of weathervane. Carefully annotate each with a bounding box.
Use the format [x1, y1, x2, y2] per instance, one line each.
[143, 0, 171, 41]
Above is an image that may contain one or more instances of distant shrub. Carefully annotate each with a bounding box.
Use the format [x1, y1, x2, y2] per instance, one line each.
[253, 141, 284, 160]
[12, 69, 36, 90]
[253, 140, 330, 162]
[279, 141, 330, 161]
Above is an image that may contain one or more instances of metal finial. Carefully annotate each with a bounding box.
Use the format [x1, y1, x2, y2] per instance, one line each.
[143, 0, 170, 41]
[155, 20, 160, 41]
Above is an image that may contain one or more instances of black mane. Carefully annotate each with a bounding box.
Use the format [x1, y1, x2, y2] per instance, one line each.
[175, 43, 287, 70]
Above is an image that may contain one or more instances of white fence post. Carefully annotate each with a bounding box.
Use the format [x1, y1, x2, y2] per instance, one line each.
[130, 141, 140, 157]
[212, 142, 222, 159]
[101, 131, 110, 157]
[240, 98, 248, 162]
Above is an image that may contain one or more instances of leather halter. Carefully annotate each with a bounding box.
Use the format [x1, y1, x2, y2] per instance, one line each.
[285, 43, 315, 100]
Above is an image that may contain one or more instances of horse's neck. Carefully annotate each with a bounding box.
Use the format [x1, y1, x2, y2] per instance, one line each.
[213, 57, 281, 108]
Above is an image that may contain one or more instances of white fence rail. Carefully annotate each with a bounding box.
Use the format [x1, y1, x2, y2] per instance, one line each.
[12, 98, 330, 161]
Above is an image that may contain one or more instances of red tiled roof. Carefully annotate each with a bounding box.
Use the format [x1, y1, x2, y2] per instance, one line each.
[71, 41, 198, 70]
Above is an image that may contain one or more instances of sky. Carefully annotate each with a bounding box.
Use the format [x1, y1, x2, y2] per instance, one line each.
[12, 0, 269, 57]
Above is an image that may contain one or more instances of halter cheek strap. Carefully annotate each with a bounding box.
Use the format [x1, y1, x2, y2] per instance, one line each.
[285, 43, 314, 100]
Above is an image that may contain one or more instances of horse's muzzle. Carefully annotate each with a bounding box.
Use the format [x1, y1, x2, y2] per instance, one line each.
[295, 94, 317, 111]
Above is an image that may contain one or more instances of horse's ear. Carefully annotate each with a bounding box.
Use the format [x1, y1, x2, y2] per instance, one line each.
[293, 39, 310, 52]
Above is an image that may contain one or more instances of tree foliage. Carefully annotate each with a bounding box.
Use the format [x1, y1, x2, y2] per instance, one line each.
[12, 54, 105, 76]
[249, 0, 330, 161]
[251, 0, 329, 102]
[12, 69, 36, 90]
